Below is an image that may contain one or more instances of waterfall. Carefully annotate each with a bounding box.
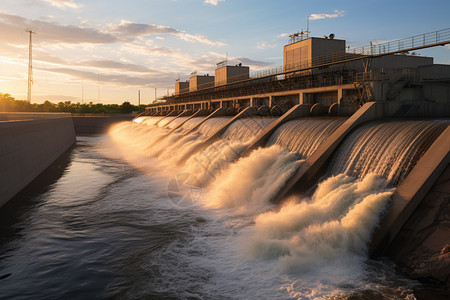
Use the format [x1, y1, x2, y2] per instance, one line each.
[221, 117, 276, 142]
[136, 116, 164, 126]
[179, 117, 205, 132]
[196, 117, 231, 137]
[157, 116, 177, 127]
[167, 116, 189, 129]
[267, 118, 344, 157]
[203, 118, 343, 214]
[329, 120, 448, 186]
[106, 115, 444, 298]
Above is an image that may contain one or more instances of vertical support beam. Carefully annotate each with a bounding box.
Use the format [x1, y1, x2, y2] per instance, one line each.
[269, 96, 273, 107]
[299, 93, 305, 104]
[370, 126, 450, 256]
[337, 88, 343, 104]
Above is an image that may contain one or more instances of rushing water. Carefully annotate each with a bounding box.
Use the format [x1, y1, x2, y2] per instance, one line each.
[2, 116, 444, 299]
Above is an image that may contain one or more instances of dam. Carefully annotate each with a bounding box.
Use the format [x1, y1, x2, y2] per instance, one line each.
[0, 29, 449, 299]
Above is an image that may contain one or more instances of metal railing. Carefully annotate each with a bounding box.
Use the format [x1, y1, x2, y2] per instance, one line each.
[348, 28, 450, 56]
[164, 28, 450, 104]
[250, 28, 450, 79]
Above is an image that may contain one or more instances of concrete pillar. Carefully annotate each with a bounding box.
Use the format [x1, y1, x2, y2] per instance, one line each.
[370, 125, 450, 256]
[299, 93, 304, 104]
[269, 96, 273, 107]
[338, 88, 343, 104]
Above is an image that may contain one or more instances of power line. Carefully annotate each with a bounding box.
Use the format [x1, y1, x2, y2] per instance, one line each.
[25, 28, 36, 102]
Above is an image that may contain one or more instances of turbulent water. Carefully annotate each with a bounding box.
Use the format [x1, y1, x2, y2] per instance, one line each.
[1, 115, 444, 299]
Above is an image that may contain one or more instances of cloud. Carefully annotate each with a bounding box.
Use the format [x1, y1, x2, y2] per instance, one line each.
[111, 20, 224, 46]
[204, 0, 225, 6]
[232, 57, 273, 69]
[110, 20, 178, 36]
[37, 67, 175, 87]
[178, 33, 225, 47]
[79, 59, 157, 73]
[32, 49, 159, 73]
[277, 33, 289, 38]
[256, 42, 276, 50]
[42, 0, 82, 10]
[0, 12, 118, 45]
[309, 10, 345, 20]
[0, 13, 224, 48]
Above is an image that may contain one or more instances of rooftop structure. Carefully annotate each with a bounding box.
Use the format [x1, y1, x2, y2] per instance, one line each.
[175, 80, 189, 95]
[150, 28, 449, 117]
[189, 74, 215, 92]
[215, 62, 250, 86]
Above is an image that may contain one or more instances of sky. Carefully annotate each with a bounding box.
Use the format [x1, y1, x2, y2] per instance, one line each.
[0, 0, 449, 105]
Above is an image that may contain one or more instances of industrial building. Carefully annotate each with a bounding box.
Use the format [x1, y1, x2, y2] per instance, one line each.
[146, 29, 450, 118]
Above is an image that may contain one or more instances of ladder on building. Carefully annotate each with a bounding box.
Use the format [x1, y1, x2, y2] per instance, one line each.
[353, 70, 375, 107]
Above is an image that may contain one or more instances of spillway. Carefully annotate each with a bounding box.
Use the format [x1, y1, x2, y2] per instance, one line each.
[103, 112, 449, 298]
[328, 120, 448, 186]
[157, 116, 177, 127]
[267, 118, 345, 157]
[222, 117, 277, 142]
[166, 116, 189, 129]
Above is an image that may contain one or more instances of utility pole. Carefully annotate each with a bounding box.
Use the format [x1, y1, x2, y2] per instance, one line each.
[154, 88, 157, 102]
[138, 89, 141, 107]
[97, 74, 100, 103]
[25, 28, 36, 102]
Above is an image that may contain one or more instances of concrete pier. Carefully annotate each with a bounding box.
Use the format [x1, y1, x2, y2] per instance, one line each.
[0, 113, 76, 207]
[370, 125, 450, 256]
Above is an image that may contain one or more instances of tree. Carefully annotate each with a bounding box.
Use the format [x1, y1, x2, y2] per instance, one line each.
[120, 101, 134, 114]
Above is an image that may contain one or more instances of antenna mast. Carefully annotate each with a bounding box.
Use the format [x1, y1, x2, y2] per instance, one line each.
[25, 28, 36, 102]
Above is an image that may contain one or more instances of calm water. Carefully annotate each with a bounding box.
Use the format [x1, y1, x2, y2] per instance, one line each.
[0, 134, 418, 299]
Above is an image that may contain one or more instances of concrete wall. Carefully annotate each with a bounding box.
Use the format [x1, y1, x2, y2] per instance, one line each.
[72, 114, 134, 135]
[0, 115, 76, 207]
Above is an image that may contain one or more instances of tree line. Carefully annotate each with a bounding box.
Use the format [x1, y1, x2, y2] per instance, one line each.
[0, 93, 146, 114]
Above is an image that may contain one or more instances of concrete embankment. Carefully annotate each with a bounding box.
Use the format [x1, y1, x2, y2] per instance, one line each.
[0, 113, 76, 207]
[386, 163, 450, 289]
[72, 114, 134, 134]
